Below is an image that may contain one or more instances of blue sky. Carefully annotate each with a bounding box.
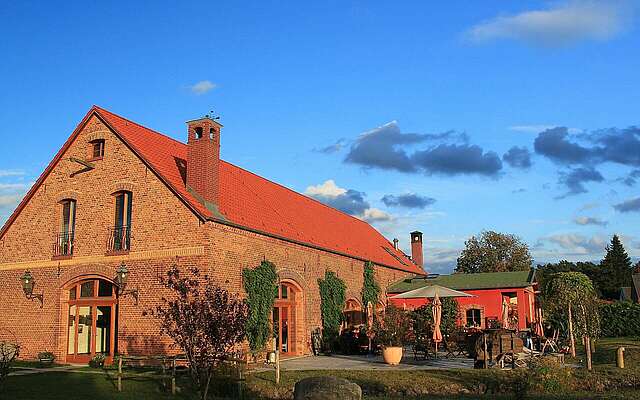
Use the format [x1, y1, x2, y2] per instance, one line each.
[1, 1, 639, 272]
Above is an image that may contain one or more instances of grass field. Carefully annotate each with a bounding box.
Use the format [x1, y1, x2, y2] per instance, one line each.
[2, 337, 639, 399]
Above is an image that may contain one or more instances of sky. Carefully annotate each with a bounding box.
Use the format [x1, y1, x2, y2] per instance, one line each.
[1, 1, 639, 273]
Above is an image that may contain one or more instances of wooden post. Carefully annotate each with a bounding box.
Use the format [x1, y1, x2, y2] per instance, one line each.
[585, 336, 592, 371]
[275, 350, 280, 385]
[117, 356, 123, 392]
[617, 347, 625, 369]
[483, 333, 488, 369]
[171, 358, 176, 395]
[237, 359, 245, 400]
[568, 305, 576, 358]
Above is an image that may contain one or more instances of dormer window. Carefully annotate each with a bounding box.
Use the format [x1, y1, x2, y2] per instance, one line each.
[90, 139, 105, 160]
[194, 127, 203, 140]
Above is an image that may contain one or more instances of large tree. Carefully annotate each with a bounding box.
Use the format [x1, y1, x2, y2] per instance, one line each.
[599, 234, 633, 299]
[455, 231, 532, 273]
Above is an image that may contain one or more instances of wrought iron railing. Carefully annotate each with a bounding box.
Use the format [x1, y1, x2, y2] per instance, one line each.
[53, 232, 74, 257]
[107, 226, 131, 253]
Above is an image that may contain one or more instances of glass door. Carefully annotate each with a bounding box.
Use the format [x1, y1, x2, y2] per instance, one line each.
[66, 279, 117, 363]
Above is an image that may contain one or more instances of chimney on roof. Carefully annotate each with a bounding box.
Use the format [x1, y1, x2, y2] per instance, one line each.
[186, 115, 222, 207]
[410, 231, 424, 270]
[393, 238, 399, 250]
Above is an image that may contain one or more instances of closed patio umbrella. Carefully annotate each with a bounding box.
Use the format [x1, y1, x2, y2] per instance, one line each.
[501, 298, 510, 329]
[432, 293, 443, 356]
[534, 308, 544, 337]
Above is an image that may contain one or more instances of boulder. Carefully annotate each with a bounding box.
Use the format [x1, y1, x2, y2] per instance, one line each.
[294, 376, 362, 400]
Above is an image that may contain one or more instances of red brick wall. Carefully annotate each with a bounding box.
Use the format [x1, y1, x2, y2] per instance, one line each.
[0, 115, 410, 361]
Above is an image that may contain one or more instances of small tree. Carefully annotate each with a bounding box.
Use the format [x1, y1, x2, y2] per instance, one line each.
[456, 231, 532, 273]
[318, 271, 346, 350]
[543, 272, 600, 360]
[148, 266, 248, 400]
[242, 261, 278, 356]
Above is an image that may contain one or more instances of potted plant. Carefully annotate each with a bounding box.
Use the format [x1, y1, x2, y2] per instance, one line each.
[37, 351, 55, 365]
[374, 305, 410, 365]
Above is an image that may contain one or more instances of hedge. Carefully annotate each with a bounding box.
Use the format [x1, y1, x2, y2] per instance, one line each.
[599, 301, 640, 337]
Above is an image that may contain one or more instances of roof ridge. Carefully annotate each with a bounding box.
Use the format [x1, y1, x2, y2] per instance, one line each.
[93, 105, 187, 148]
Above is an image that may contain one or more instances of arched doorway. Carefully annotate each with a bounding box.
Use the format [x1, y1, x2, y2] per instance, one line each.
[66, 278, 117, 363]
[272, 281, 301, 356]
[343, 299, 364, 328]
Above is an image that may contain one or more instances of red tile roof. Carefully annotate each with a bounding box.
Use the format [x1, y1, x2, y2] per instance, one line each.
[1, 106, 422, 274]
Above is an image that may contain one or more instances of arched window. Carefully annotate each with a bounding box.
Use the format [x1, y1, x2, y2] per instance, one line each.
[466, 308, 482, 328]
[108, 191, 132, 252]
[194, 126, 203, 140]
[55, 199, 76, 257]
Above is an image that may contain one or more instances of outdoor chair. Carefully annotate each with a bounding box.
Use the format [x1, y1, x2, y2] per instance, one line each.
[412, 334, 433, 360]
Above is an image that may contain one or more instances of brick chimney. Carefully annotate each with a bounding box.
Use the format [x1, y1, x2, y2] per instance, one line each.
[186, 116, 222, 207]
[410, 231, 424, 270]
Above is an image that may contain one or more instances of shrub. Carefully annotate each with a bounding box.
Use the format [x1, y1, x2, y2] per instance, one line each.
[511, 357, 572, 399]
[599, 301, 640, 337]
[374, 305, 411, 347]
[410, 298, 459, 336]
[89, 354, 106, 368]
[0, 340, 19, 387]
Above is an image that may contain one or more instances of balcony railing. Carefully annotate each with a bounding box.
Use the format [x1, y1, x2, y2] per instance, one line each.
[53, 232, 74, 257]
[107, 226, 131, 253]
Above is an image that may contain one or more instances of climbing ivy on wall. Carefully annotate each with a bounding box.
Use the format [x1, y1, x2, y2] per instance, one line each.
[242, 260, 278, 355]
[317, 270, 346, 347]
[361, 261, 381, 314]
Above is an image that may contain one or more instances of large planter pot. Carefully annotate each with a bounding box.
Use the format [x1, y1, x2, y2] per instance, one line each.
[382, 346, 403, 365]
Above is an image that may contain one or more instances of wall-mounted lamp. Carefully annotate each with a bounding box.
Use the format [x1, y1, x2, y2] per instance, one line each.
[20, 270, 43, 308]
[114, 263, 139, 305]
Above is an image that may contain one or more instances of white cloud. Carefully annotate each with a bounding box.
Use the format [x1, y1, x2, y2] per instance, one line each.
[189, 80, 217, 95]
[0, 170, 25, 178]
[574, 216, 608, 226]
[465, 1, 634, 47]
[0, 194, 24, 207]
[534, 233, 607, 257]
[305, 180, 347, 198]
[360, 208, 393, 223]
[0, 183, 29, 191]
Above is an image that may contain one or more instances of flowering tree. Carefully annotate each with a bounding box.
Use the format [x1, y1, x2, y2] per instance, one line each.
[147, 266, 248, 400]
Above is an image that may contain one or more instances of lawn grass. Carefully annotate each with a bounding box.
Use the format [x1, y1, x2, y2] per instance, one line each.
[2, 338, 640, 399]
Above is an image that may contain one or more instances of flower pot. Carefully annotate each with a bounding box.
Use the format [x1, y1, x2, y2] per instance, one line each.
[382, 346, 403, 365]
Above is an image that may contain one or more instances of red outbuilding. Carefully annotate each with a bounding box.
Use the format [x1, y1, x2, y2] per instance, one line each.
[388, 270, 537, 331]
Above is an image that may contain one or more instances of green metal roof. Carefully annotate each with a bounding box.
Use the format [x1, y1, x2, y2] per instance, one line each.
[388, 269, 536, 293]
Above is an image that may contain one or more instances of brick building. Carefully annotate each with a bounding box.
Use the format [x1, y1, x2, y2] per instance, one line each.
[0, 106, 422, 363]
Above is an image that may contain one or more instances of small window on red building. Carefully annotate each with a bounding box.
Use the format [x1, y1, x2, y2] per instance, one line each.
[466, 308, 482, 327]
[90, 139, 105, 160]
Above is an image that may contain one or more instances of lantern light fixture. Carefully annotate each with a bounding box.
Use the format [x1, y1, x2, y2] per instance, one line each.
[114, 263, 139, 305]
[20, 270, 44, 308]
